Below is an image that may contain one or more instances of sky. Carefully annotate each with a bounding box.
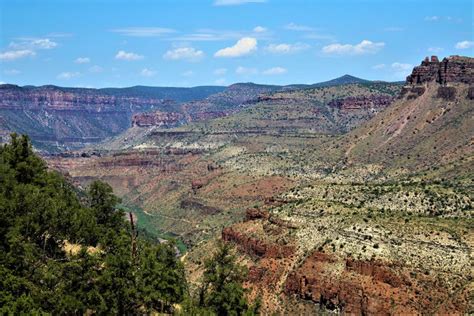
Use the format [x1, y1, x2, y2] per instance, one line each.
[0, 0, 472, 88]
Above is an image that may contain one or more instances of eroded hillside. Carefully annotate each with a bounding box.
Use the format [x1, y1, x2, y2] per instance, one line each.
[45, 56, 473, 315]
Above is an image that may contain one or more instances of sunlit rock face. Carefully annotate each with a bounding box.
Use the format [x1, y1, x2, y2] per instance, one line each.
[406, 55, 474, 85]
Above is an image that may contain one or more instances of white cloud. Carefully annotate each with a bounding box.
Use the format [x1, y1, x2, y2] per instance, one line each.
[266, 42, 309, 54]
[57, 72, 80, 80]
[0, 82, 5, 85]
[88, 65, 103, 73]
[215, 37, 257, 57]
[284, 22, 314, 31]
[4, 69, 21, 75]
[115, 50, 144, 60]
[425, 16, 439, 21]
[455, 40, 474, 49]
[75, 57, 90, 64]
[30, 38, 57, 49]
[140, 68, 156, 77]
[182, 70, 194, 77]
[262, 67, 287, 75]
[215, 78, 226, 85]
[235, 66, 258, 75]
[372, 64, 386, 70]
[9, 38, 57, 50]
[214, 68, 227, 75]
[322, 40, 385, 55]
[111, 27, 175, 37]
[214, 0, 266, 6]
[253, 26, 267, 33]
[0, 49, 35, 61]
[428, 47, 443, 53]
[163, 47, 204, 61]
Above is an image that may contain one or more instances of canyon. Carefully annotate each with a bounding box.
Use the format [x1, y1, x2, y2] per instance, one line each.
[4, 55, 473, 314]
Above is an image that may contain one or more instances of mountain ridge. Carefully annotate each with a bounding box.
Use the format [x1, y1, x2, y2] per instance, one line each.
[0, 73, 397, 92]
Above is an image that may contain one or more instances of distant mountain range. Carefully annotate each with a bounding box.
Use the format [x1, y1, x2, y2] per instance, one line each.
[2, 74, 380, 96]
[0, 75, 395, 152]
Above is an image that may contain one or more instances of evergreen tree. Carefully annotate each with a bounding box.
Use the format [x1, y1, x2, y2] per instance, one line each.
[0, 134, 188, 314]
[138, 241, 188, 313]
[88, 180, 123, 232]
[196, 241, 258, 316]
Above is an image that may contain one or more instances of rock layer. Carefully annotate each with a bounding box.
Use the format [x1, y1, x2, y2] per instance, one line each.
[328, 95, 394, 111]
[406, 55, 474, 85]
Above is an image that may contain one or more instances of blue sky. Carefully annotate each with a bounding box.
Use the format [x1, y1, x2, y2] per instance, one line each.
[0, 0, 472, 88]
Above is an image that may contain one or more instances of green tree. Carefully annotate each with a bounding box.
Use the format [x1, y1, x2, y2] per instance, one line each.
[197, 241, 257, 316]
[0, 134, 188, 314]
[88, 181, 122, 225]
[138, 241, 188, 313]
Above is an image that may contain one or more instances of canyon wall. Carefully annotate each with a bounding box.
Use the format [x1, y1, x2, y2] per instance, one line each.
[0, 84, 220, 151]
[406, 55, 473, 85]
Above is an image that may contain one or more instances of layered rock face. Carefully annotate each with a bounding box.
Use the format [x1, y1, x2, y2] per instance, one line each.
[0, 85, 178, 151]
[406, 55, 474, 85]
[131, 111, 184, 127]
[0, 85, 172, 111]
[328, 95, 394, 111]
[221, 194, 472, 315]
[285, 251, 470, 315]
[222, 226, 295, 259]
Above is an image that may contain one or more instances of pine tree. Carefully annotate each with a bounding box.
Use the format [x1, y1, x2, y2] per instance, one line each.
[197, 241, 258, 315]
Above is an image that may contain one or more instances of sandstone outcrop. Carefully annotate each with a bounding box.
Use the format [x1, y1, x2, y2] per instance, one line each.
[406, 55, 474, 85]
[285, 250, 470, 315]
[222, 227, 294, 259]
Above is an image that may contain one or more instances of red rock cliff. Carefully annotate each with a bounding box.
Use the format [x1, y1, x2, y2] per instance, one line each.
[406, 55, 474, 85]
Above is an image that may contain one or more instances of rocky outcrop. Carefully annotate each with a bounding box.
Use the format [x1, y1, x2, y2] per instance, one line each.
[436, 86, 457, 100]
[285, 250, 470, 315]
[400, 86, 426, 98]
[328, 95, 394, 111]
[406, 55, 474, 85]
[245, 208, 270, 221]
[131, 111, 184, 127]
[222, 227, 294, 258]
